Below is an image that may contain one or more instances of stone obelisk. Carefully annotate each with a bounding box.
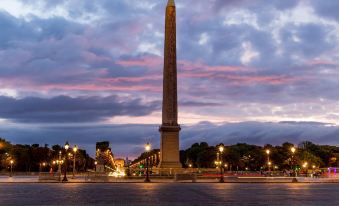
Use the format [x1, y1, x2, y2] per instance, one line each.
[158, 0, 182, 169]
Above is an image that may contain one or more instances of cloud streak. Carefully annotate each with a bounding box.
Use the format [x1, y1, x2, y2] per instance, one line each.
[0, 95, 160, 123]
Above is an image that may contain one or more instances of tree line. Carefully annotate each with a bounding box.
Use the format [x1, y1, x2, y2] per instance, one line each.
[0, 138, 94, 172]
[180, 141, 339, 170]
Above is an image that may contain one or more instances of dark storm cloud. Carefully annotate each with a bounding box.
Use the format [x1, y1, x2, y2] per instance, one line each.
[0, 95, 160, 123]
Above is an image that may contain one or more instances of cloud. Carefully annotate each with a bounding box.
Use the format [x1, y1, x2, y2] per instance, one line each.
[180, 101, 222, 107]
[1, 121, 338, 158]
[280, 23, 335, 58]
[212, 0, 299, 12]
[0, 95, 160, 123]
[0, 0, 338, 133]
[311, 0, 339, 22]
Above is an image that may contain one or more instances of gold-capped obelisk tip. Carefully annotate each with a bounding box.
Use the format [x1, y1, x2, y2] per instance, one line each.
[167, 0, 175, 6]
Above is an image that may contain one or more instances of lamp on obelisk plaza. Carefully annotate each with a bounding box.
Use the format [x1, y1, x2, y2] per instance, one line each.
[144, 143, 151, 183]
[266, 149, 271, 172]
[10, 160, 14, 177]
[57, 151, 62, 181]
[218, 144, 225, 183]
[73, 145, 78, 178]
[291, 147, 297, 177]
[58, 151, 62, 172]
[62, 141, 69, 182]
[158, 0, 182, 169]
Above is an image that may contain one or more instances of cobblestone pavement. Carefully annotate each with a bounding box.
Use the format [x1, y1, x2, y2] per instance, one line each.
[0, 183, 338, 206]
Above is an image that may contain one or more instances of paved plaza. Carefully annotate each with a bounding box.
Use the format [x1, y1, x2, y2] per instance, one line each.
[0, 183, 338, 206]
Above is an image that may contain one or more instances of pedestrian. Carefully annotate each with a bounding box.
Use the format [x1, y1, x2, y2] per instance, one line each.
[50, 168, 53, 176]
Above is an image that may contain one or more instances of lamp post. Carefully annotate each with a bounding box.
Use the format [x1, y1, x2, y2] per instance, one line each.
[291, 147, 297, 177]
[303, 162, 308, 177]
[62, 141, 70, 182]
[73, 145, 78, 178]
[268, 161, 272, 174]
[9, 160, 14, 177]
[94, 161, 97, 172]
[144, 142, 151, 183]
[40, 162, 46, 173]
[218, 144, 225, 183]
[58, 151, 62, 173]
[266, 149, 271, 173]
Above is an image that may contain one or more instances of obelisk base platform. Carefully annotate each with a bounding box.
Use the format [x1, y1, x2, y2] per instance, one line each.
[158, 125, 182, 168]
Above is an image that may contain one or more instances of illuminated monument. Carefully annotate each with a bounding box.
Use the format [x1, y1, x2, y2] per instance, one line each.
[158, 0, 182, 168]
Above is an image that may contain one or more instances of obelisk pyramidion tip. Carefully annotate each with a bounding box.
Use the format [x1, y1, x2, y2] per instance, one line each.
[167, 0, 175, 6]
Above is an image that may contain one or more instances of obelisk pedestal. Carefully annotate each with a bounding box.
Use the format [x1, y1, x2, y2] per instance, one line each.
[158, 0, 182, 169]
[158, 126, 181, 168]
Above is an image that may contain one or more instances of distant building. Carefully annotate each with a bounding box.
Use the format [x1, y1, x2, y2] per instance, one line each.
[95, 141, 115, 172]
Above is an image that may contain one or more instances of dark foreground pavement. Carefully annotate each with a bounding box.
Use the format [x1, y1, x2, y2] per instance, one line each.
[0, 183, 338, 206]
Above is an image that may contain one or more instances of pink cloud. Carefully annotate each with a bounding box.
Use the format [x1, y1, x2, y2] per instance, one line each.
[179, 60, 248, 72]
[309, 59, 337, 66]
[99, 75, 162, 84]
[116, 55, 163, 68]
[223, 74, 300, 85]
[180, 71, 301, 85]
[82, 51, 112, 64]
[41, 83, 161, 93]
[0, 76, 161, 93]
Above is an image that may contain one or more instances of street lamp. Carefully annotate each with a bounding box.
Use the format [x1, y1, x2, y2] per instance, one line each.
[218, 144, 225, 183]
[9, 160, 14, 177]
[62, 141, 70, 182]
[266, 149, 271, 172]
[73, 145, 78, 178]
[312, 165, 316, 177]
[40, 162, 46, 173]
[290, 147, 297, 177]
[58, 151, 62, 173]
[303, 162, 308, 177]
[291, 147, 296, 154]
[94, 161, 98, 172]
[144, 142, 151, 183]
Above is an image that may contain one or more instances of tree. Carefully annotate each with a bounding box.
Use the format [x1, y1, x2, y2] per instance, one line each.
[0, 138, 94, 172]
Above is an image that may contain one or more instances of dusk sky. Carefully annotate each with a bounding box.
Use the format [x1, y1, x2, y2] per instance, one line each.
[0, 0, 339, 158]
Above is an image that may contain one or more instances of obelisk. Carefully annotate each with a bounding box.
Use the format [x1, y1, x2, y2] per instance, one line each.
[158, 0, 182, 169]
